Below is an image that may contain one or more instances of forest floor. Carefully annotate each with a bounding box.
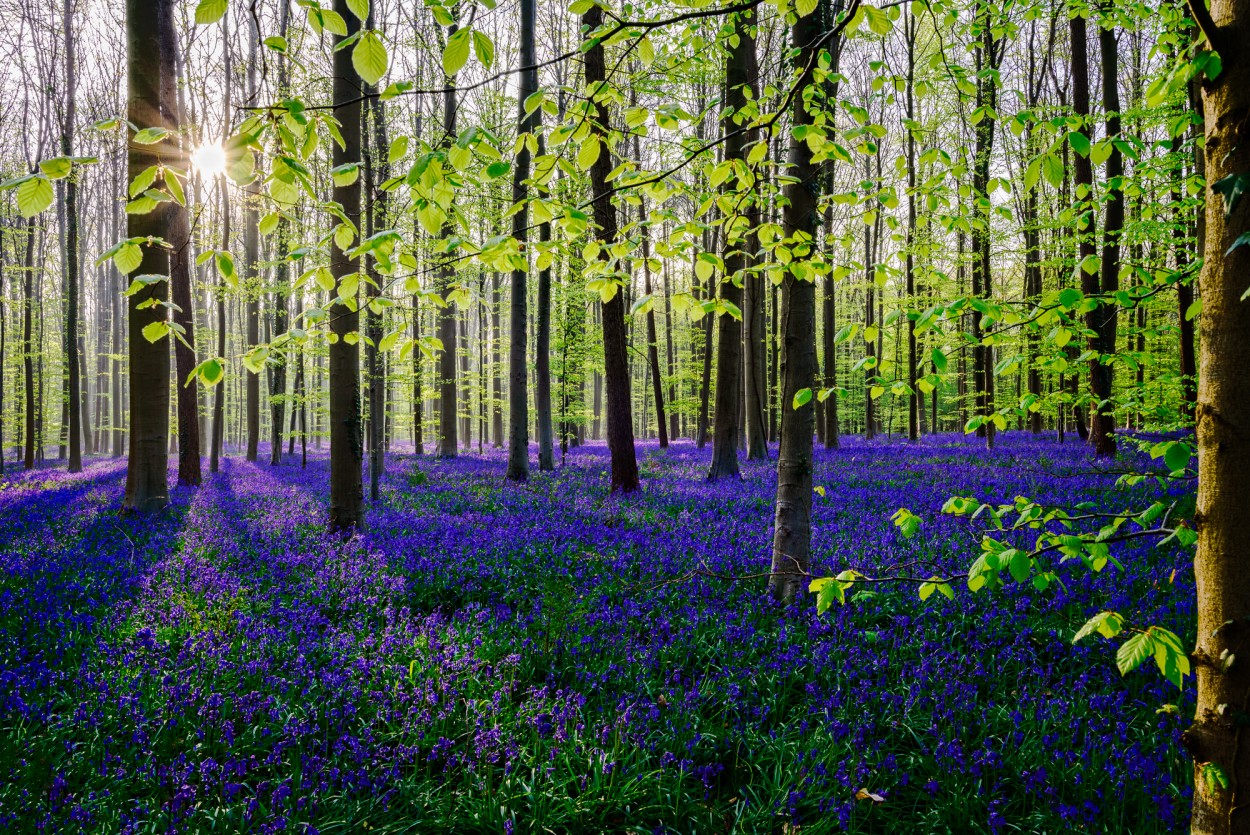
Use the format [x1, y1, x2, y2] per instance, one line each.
[0, 434, 1194, 833]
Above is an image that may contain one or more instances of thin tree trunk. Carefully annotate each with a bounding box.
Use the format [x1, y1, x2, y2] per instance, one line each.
[506, 0, 538, 480]
[583, 6, 639, 491]
[709, 8, 759, 479]
[535, 176, 555, 470]
[639, 202, 669, 450]
[436, 34, 459, 458]
[904, 8, 919, 442]
[62, 0, 83, 473]
[769, 1, 826, 604]
[1088, 20, 1121, 457]
[22, 217, 36, 469]
[328, 0, 365, 529]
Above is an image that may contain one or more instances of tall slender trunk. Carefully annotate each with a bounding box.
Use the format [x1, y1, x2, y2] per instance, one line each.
[123, 0, 180, 511]
[697, 233, 714, 449]
[62, 0, 83, 473]
[769, 0, 828, 604]
[328, 0, 365, 529]
[1184, 2, 1250, 831]
[243, 29, 261, 463]
[506, 0, 538, 480]
[535, 164, 555, 470]
[364, 74, 389, 498]
[1071, 15, 1099, 450]
[583, 6, 639, 491]
[1179, 74, 1203, 422]
[820, 221, 838, 449]
[970, 3, 1000, 450]
[22, 216, 36, 469]
[641, 205, 668, 449]
[437, 36, 459, 458]
[1089, 21, 1120, 457]
[904, 9, 919, 442]
[210, 21, 230, 473]
[169, 33, 200, 485]
[709, 8, 759, 479]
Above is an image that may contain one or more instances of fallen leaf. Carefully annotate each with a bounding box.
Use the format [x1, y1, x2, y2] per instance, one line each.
[855, 788, 886, 803]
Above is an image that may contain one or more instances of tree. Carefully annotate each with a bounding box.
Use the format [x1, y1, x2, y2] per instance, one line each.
[1090, 16, 1121, 458]
[122, 0, 180, 512]
[583, 6, 639, 493]
[328, 0, 365, 530]
[506, 0, 538, 482]
[61, 0, 82, 474]
[708, 7, 759, 481]
[1182, 0, 1250, 829]
[769, 0, 834, 604]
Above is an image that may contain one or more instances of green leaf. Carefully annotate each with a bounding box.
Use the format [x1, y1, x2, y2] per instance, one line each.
[1164, 442, 1191, 473]
[1067, 131, 1090, 157]
[1073, 611, 1124, 643]
[114, 242, 144, 274]
[353, 31, 388, 86]
[242, 346, 269, 374]
[1116, 632, 1154, 677]
[132, 127, 169, 145]
[194, 0, 228, 24]
[472, 30, 494, 70]
[931, 347, 947, 373]
[141, 320, 170, 343]
[792, 387, 813, 410]
[577, 135, 601, 171]
[39, 157, 73, 180]
[1007, 549, 1031, 583]
[443, 28, 471, 77]
[1203, 763, 1229, 794]
[16, 176, 53, 217]
[388, 136, 409, 163]
[187, 357, 226, 387]
[331, 162, 360, 187]
[347, 0, 369, 20]
[809, 577, 845, 614]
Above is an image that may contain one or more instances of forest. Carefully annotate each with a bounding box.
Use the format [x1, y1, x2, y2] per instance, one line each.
[0, 0, 1247, 830]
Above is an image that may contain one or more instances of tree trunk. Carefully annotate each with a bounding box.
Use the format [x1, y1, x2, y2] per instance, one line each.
[1090, 21, 1121, 457]
[709, 8, 759, 479]
[769, 1, 826, 604]
[582, 7, 639, 491]
[123, 0, 180, 511]
[22, 216, 36, 469]
[328, 0, 364, 530]
[1184, 2, 1250, 831]
[506, 0, 538, 481]
[243, 23, 261, 463]
[970, 3, 1000, 450]
[437, 31, 459, 458]
[365, 73, 389, 499]
[535, 181, 555, 470]
[904, 9, 919, 442]
[62, 0, 83, 473]
[169, 34, 200, 486]
[210, 21, 229, 473]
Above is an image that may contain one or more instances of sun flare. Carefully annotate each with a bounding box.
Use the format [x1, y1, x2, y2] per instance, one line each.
[190, 141, 226, 177]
